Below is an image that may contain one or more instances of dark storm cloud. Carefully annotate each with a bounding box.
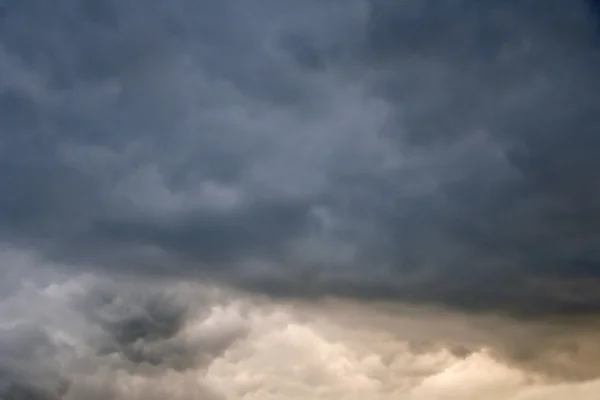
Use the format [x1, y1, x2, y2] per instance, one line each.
[2, 0, 600, 320]
[77, 283, 246, 371]
[80, 287, 190, 367]
[352, 0, 600, 315]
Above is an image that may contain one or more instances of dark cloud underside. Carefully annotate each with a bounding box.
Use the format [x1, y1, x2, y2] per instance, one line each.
[1, 0, 600, 319]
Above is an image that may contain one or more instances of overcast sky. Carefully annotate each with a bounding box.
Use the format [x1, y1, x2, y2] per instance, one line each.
[2, 0, 600, 399]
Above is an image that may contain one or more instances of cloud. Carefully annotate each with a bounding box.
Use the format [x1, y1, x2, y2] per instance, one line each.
[0, 324, 68, 400]
[2, 0, 600, 317]
[0, 260, 599, 399]
[2, 0, 600, 396]
[0, 257, 244, 399]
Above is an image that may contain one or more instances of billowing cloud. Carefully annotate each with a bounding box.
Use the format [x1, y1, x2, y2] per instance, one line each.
[2, 0, 600, 397]
[0, 253, 600, 399]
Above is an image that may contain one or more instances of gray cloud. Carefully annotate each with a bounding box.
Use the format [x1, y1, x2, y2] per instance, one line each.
[0, 324, 68, 400]
[78, 282, 247, 371]
[2, 0, 600, 377]
[0, 268, 245, 399]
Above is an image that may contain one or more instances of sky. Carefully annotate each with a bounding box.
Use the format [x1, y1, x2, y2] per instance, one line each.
[1, 0, 600, 399]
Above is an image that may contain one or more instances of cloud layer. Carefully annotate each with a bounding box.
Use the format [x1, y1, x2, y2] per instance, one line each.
[2, 0, 600, 397]
[2, 0, 600, 314]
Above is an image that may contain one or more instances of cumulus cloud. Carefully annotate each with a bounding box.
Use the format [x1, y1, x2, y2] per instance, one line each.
[0, 255, 599, 399]
[2, 0, 600, 397]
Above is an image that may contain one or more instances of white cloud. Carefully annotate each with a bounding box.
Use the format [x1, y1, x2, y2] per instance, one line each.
[0, 255, 598, 400]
